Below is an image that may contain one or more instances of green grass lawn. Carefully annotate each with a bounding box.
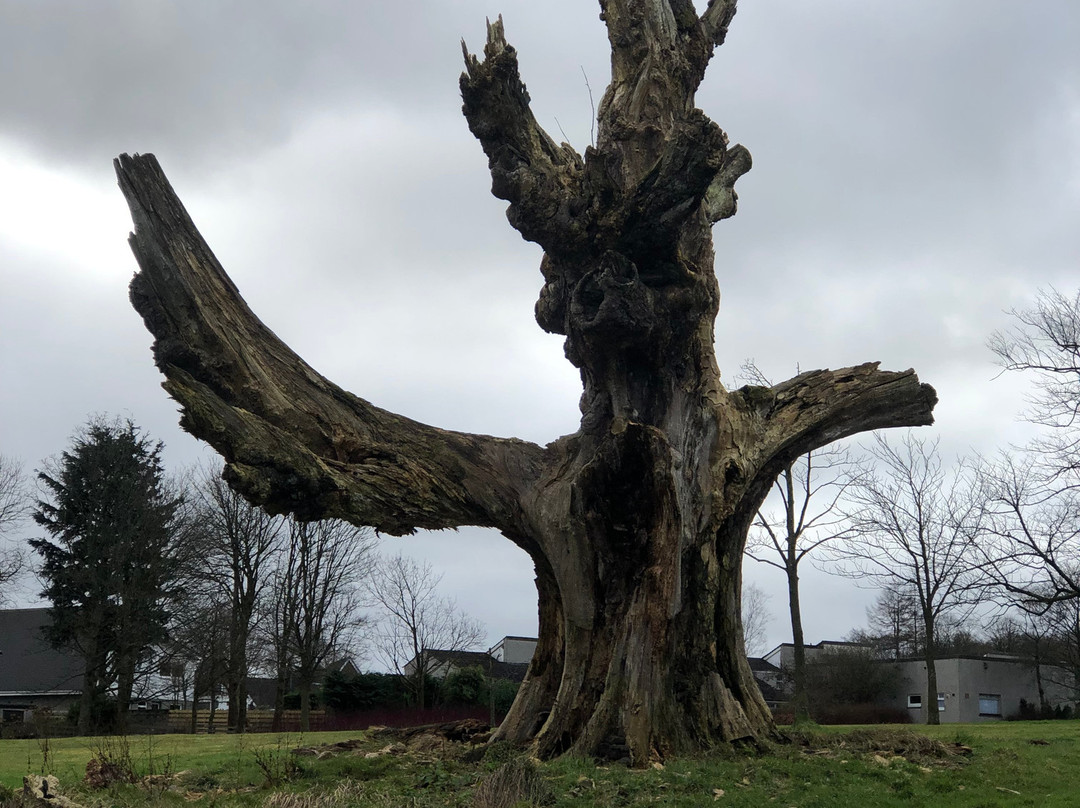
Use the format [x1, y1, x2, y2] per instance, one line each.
[0, 730, 364, 791]
[1, 721, 1077, 807]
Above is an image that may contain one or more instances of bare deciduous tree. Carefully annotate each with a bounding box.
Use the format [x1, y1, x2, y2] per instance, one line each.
[162, 592, 231, 731]
[976, 287, 1080, 631]
[368, 554, 485, 710]
[831, 433, 982, 725]
[859, 582, 922, 660]
[116, 3, 937, 759]
[0, 453, 25, 532]
[989, 287, 1080, 480]
[194, 467, 284, 731]
[747, 441, 857, 721]
[978, 452, 1080, 608]
[0, 454, 27, 602]
[740, 582, 772, 658]
[276, 518, 374, 731]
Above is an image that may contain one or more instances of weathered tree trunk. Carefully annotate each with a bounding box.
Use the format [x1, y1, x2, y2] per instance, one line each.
[116, 2, 936, 764]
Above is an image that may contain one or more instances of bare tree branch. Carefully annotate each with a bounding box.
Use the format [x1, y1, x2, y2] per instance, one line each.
[0, 454, 26, 602]
[701, 0, 738, 46]
[0, 454, 25, 533]
[977, 451, 1080, 609]
[460, 18, 586, 256]
[117, 153, 544, 537]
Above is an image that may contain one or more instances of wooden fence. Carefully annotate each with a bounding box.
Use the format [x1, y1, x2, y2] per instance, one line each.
[164, 709, 327, 734]
[2, 706, 497, 738]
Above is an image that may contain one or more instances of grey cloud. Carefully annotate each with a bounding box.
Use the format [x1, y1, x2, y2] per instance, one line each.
[0, 0, 606, 173]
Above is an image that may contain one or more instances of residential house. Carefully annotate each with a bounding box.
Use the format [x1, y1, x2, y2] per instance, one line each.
[0, 608, 82, 721]
[405, 648, 529, 683]
[404, 636, 539, 683]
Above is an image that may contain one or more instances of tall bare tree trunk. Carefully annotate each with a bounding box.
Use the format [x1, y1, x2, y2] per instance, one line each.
[271, 670, 288, 733]
[787, 560, 810, 722]
[116, 3, 936, 763]
[924, 610, 940, 725]
[189, 684, 199, 734]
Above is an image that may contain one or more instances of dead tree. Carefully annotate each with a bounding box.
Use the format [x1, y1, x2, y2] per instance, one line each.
[116, 3, 935, 762]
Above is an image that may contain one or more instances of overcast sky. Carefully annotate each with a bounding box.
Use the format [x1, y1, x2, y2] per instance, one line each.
[1, 1, 1078, 658]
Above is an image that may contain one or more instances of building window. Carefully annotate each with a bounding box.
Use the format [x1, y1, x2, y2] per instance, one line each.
[907, 694, 922, 708]
[938, 693, 946, 712]
[978, 694, 1002, 716]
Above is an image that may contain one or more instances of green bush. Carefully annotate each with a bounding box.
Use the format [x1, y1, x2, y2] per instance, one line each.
[488, 678, 520, 716]
[322, 670, 410, 712]
[1009, 698, 1075, 721]
[442, 667, 487, 706]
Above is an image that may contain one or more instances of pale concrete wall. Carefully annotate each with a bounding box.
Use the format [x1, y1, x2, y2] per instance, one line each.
[888, 656, 1075, 723]
[490, 637, 537, 664]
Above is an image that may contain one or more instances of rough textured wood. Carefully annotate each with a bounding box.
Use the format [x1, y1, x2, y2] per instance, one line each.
[119, 0, 936, 765]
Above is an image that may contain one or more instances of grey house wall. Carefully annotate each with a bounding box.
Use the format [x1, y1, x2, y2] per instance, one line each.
[886, 656, 1075, 723]
[489, 636, 537, 665]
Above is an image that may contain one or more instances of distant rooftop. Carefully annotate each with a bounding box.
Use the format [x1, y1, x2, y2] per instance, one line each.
[0, 608, 83, 696]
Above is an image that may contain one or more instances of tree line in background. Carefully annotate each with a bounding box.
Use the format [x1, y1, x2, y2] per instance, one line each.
[5, 289, 1080, 733]
[0, 420, 486, 735]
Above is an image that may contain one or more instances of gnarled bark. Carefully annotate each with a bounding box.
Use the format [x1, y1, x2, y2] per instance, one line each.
[118, 0, 935, 765]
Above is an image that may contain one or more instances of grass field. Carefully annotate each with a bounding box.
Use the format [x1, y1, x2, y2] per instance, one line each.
[1, 721, 1077, 807]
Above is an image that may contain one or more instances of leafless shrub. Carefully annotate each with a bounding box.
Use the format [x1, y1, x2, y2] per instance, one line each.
[84, 736, 137, 788]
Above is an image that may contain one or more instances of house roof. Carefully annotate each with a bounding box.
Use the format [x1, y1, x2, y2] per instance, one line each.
[428, 649, 499, 669]
[425, 649, 530, 682]
[755, 677, 785, 704]
[493, 661, 529, 683]
[763, 639, 871, 659]
[747, 657, 781, 673]
[245, 676, 278, 708]
[322, 657, 359, 676]
[0, 608, 83, 695]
